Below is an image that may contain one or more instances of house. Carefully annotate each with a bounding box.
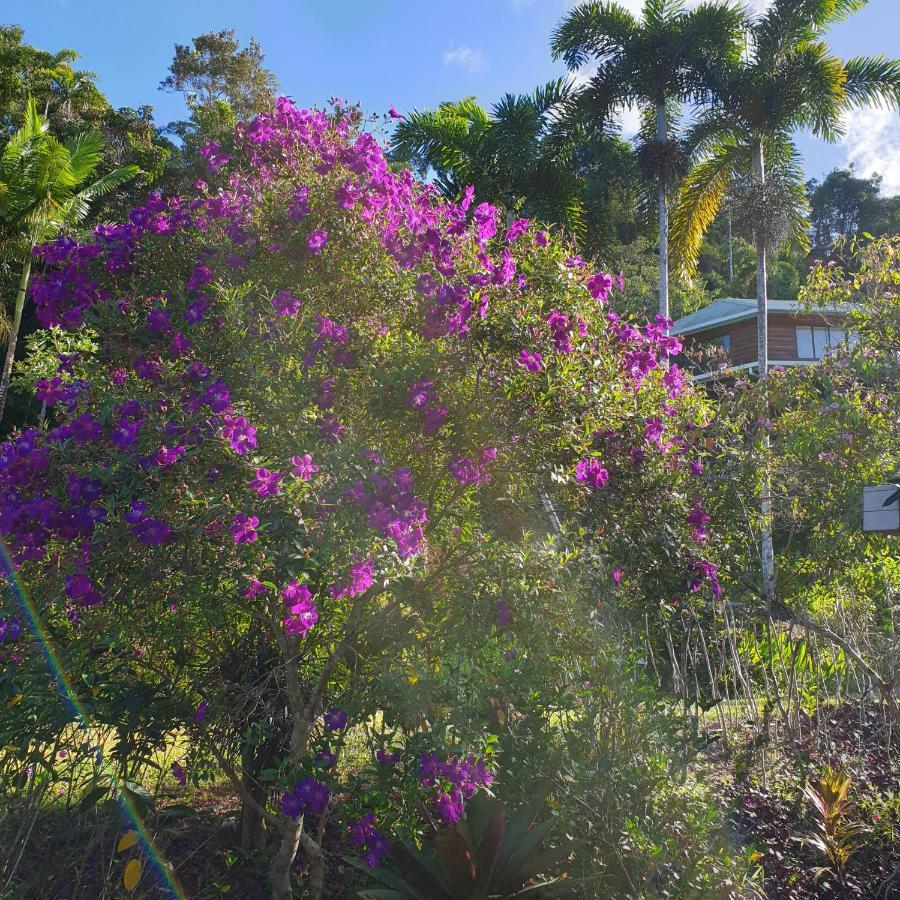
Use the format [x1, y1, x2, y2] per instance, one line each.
[671, 298, 852, 381]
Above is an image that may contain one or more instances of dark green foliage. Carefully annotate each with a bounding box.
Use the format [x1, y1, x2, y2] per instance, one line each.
[352, 793, 571, 899]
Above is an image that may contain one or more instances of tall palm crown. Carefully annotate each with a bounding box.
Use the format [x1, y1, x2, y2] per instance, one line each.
[0, 96, 138, 424]
[671, 0, 900, 372]
[551, 0, 746, 319]
[389, 80, 585, 234]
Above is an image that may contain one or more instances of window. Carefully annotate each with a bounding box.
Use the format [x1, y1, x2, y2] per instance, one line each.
[795, 325, 848, 360]
[720, 334, 731, 351]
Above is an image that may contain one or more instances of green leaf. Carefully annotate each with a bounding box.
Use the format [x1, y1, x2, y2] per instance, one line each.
[78, 785, 109, 811]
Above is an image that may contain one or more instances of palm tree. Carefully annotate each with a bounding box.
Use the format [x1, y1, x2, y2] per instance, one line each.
[669, 0, 900, 615]
[671, 0, 900, 376]
[390, 81, 585, 234]
[551, 0, 746, 320]
[0, 97, 138, 424]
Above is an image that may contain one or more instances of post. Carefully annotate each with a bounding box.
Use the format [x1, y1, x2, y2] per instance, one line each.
[656, 101, 669, 322]
[0, 257, 33, 426]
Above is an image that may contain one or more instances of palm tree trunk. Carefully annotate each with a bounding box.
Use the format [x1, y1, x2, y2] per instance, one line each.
[752, 141, 777, 613]
[656, 102, 669, 321]
[0, 257, 33, 427]
[727, 201, 734, 287]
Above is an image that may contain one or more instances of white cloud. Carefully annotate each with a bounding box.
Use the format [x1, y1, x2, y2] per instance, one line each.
[443, 46, 488, 74]
[840, 106, 900, 196]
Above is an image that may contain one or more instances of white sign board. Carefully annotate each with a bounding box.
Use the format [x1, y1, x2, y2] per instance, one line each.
[863, 485, 900, 534]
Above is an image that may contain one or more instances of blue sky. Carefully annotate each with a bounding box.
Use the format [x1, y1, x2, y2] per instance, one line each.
[6, 0, 900, 192]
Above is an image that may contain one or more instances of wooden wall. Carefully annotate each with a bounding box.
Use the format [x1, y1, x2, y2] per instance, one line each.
[681, 312, 845, 367]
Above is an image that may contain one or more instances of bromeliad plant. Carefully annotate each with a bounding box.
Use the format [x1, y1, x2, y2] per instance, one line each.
[797, 767, 869, 895]
[352, 793, 571, 899]
[0, 97, 722, 899]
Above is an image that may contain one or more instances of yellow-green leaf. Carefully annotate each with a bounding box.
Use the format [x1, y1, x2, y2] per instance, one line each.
[123, 858, 141, 891]
[117, 830, 138, 853]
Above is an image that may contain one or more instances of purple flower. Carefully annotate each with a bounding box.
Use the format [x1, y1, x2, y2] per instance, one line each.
[171, 762, 187, 786]
[686, 500, 711, 543]
[245, 578, 266, 599]
[65, 573, 102, 606]
[155, 444, 185, 467]
[290, 454, 319, 481]
[146, 307, 171, 334]
[517, 349, 543, 373]
[316, 750, 337, 769]
[280, 777, 330, 819]
[231, 513, 259, 544]
[587, 271, 613, 302]
[316, 416, 344, 444]
[250, 467, 283, 496]
[434, 791, 464, 824]
[272, 290, 301, 316]
[194, 701, 208, 724]
[132, 517, 174, 545]
[505, 218, 530, 243]
[324, 707, 348, 731]
[575, 458, 609, 489]
[221, 416, 257, 456]
[546, 310, 573, 353]
[495, 600, 511, 629]
[612, 567, 623, 584]
[329, 558, 375, 599]
[348, 813, 389, 867]
[377, 750, 399, 766]
[307, 229, 329, 254]
[283, 586, 318, 635]
[388, 105, 404, 120]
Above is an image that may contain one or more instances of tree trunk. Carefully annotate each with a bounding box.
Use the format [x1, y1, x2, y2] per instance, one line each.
[656, 102, 669, 322]
[753, 141, 777, 612]
[0, 258, 33, 427]
[727, 201, 734, 287]
[270, 817, 303, 900]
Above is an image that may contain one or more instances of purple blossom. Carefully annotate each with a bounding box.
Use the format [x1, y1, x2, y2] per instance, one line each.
[517, 349, 543, 372]
[132, 517, 174, 546]
[575, 458, 609, 489]
[273, 290, 301, 316]
[250, 467, 283, 496]
[316, 415, 344, 443]
[231, 513, 259, 544]
[280, 777, 330, 819]
[307, 229, 329, 254]
[171, 762, 187, 786]
[348, 813, 389, 868]
[291, 454, 319, 481]
[221, 415, 257, 455]
[587, 271, 613, 302]
[329, 557, 374, 599]
[505, 218, 530, 243]
[282, 580, 318, 636]
[546, 310, 573, 353]
[245, 578, 266, 599]
[146, 307, 171, 334]
[324, 707, 348, 731]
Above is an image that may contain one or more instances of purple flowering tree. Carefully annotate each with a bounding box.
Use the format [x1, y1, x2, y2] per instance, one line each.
[0, 98, 720, 898]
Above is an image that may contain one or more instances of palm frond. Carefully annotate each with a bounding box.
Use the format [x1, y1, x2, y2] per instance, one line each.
[670, 139, 742, 276]
[842, 55, 900, 110]
[65, 131, 106, 183]
[550, 1, 638, 70]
